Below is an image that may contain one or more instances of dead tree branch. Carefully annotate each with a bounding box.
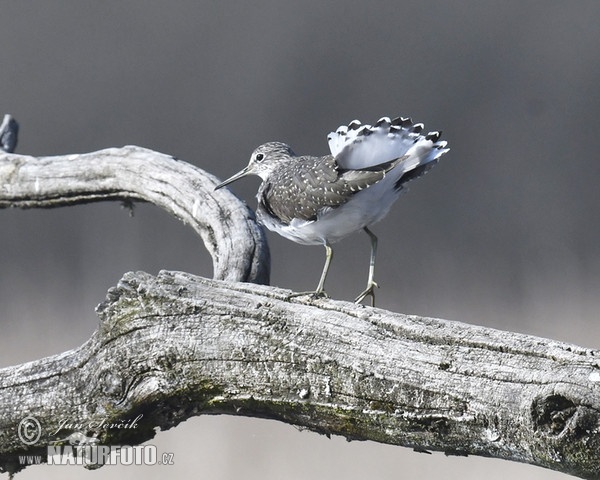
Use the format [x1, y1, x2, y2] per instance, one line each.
[0, 128, 599, 478]
[0, 141, 269, 284]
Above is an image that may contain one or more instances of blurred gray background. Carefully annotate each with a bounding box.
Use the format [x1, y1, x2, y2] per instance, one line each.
[1, 1, 598, 479]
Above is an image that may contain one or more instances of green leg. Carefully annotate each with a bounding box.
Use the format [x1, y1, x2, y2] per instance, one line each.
[288, 243, 332, 300]
[355, 227, 379, 306]
[315, 243, 333, 295]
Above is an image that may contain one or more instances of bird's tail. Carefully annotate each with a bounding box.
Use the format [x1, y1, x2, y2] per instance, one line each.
[327, 116, 449, 172]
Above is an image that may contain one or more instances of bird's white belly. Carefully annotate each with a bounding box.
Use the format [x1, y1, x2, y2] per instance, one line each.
[258, 179, 401, 245]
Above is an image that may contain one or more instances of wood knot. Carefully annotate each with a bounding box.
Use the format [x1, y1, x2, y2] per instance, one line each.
[531, 394, 577, 435]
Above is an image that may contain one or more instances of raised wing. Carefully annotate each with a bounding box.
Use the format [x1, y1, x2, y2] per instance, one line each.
[327, 116, 449, 170]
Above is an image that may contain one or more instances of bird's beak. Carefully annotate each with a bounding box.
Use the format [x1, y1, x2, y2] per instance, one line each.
[214, 166, 251, 190]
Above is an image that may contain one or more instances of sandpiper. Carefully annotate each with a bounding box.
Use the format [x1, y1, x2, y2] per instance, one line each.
[215, 116, 449, 305]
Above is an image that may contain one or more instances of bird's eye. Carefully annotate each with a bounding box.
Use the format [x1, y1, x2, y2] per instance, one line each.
[255, 153, 264, 162]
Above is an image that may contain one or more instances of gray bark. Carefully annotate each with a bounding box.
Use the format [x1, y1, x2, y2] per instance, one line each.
[0, 140, 599, 478]
[0, 143, 269, 284]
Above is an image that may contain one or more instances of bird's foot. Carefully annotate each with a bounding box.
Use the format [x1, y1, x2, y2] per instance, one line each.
[354, 281, 379, 306]
[287, 290, 330, 301]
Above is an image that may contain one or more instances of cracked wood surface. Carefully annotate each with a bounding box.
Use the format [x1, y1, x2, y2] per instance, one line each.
[1, 271, 599, 477]
[0, 145, 270, 284]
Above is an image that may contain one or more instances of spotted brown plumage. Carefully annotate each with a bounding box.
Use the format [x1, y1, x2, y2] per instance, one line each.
[260, 152, 405, 224]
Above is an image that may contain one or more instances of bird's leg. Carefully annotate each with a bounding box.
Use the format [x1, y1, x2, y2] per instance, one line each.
[287, 243, 332, 300]
[355, 227, 379, 306]
[315, 243, 333, 296]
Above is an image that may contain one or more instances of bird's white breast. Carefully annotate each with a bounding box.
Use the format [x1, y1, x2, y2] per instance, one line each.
[257, 172, 402, 245]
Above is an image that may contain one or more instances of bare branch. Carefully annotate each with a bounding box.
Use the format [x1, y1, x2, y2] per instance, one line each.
[0, 146, 270, 284]
[1, 271, 599, 478]
[0, 115, 18, 153]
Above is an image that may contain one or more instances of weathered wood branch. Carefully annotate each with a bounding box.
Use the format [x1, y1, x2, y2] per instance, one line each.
[0, 115, 18, 153]
[0, 126, 599, 478]
[0, 142, 269, 284]
[0, 271, 599, 478]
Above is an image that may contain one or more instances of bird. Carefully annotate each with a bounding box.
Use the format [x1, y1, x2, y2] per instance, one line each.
[215, 115, 449, 305]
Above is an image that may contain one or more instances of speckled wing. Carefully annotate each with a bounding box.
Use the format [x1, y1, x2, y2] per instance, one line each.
[327, 116, 449, 170]
[260, 155, 401, 224]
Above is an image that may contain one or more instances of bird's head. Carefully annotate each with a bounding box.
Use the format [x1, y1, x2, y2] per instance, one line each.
[215, 142, 296, 189]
